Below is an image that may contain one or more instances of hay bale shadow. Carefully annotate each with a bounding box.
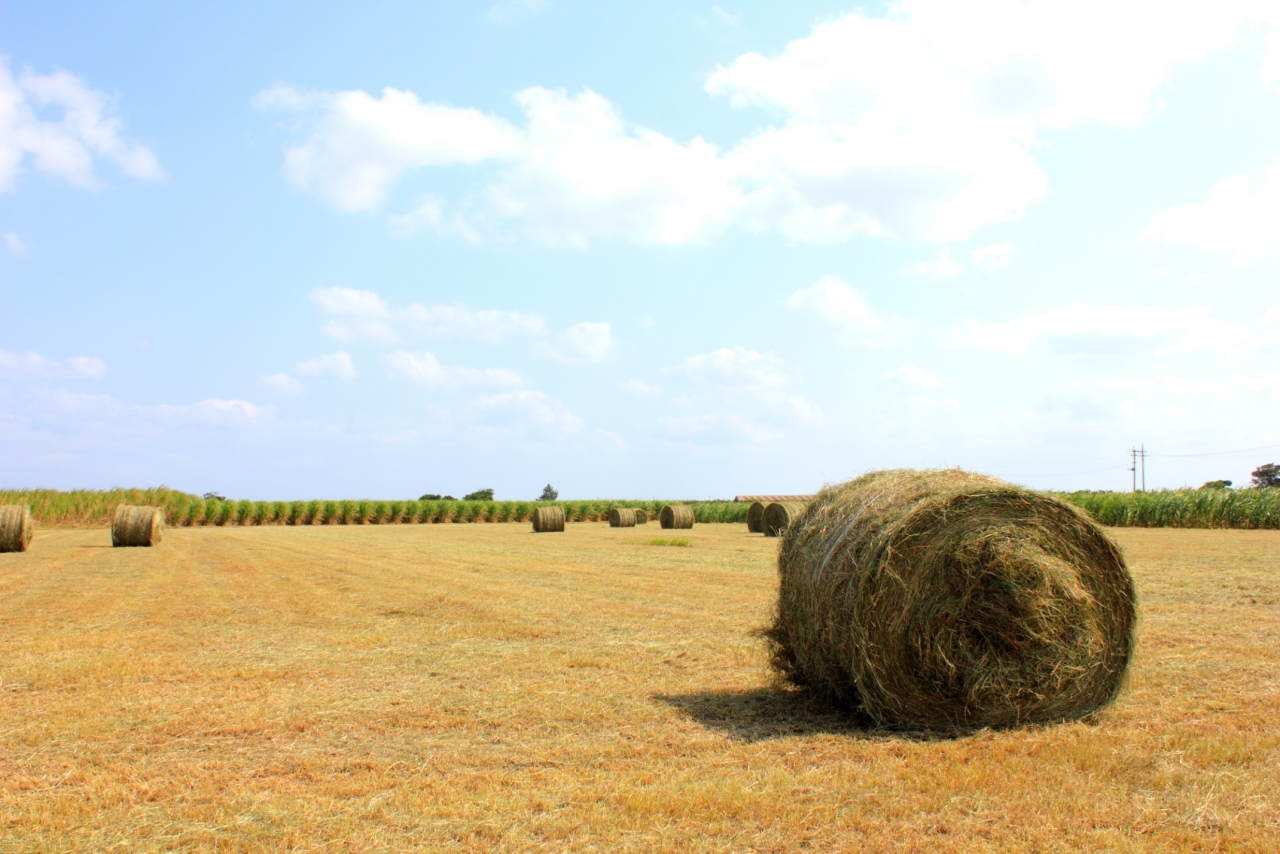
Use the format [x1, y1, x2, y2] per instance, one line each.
[654, 686, 946, 743]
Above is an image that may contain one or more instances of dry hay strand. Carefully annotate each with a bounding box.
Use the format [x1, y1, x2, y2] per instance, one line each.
[111, 505, 165, 548]
[763, 501, 807, 537]
[634, 509, 648, 525]
[0, 505, 33, 553]
[532, 506, 565, 533]
[609, 508, 637, 528]
[660, 505, 694, 529]
[767, 469, 1136, 733]
[746, 501, 766, 533]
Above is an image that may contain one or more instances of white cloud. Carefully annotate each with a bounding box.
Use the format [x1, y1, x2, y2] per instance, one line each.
[254, 84, 520, 212]
[1036, 372, 1280, 442]
[656, 413, 781, 443]
[296, 351, 358, 379]
[705, 0, 1264, 242]
[954, 304, 1254, 357]
[884, 363, 941, 388]
[788, 395, 826, 426]
[255, 2, 1280, 247]
[310, 286, 545, 344]
[259, 373, 303, 396]
[33, 391, 272, 426]
[487, 0, 549, 25]
[140, 398, 274, 427]
[674, 348, 825, 429]
[184, 399, 270, 424]
[786, 275, 907, 346]
[319, 318, 398, 344]
[711, 6, 741, 27]
[405, 303, 546, 342]
[4, 232, 26, 254]
[1142, 157, 1280, 262]
[544, 321, 614, 364]
[306, 85, 742, 248]
[311, 285, 389, 317]
[0, 59, 164, 192]
[0, 349, 106, 380]
[387, 196, 484, 243]
[622, 379, 661, 396]
[902, 249, 964, 281]
[466, 389, 584, 432]
[386, 350, 523, 389]
[1261, 305, 1280, 346]
[971, 241, 1013, 270]
[679, 346, 788, 388]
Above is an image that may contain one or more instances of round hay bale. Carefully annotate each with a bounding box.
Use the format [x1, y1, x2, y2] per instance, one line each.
[609, 508, 637, 528]
[0, 505, 33, 553]
[746, 501, 766, 533]
[532, 506, 565, 533]
[111, 505, 165, 547]
[660, 505, 694, 529]
[762, 501, 806, 537]
[634, 509, 648, 525]
[768, 469, 1136, 732]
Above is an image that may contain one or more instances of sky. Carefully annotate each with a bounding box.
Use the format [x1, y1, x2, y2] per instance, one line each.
[2, 0, 1279, 500]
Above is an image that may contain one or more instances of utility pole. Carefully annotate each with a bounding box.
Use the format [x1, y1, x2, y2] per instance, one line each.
[1130, 445, 1149, 492]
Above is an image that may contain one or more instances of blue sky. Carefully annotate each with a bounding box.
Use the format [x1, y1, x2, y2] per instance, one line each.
[2, 0, 1279, 499]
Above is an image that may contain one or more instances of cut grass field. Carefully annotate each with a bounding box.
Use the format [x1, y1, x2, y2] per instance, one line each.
[1, 524, 1277, 852]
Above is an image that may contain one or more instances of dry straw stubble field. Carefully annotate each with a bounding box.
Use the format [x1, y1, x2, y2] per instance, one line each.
[0, 523, 1278, 852]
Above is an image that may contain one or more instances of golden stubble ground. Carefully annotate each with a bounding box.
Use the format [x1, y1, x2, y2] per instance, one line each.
[0, 524, 1277, 853]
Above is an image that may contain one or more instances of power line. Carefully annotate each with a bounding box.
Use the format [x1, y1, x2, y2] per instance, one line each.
[931, 441, 1277, 484]
[1151, 443, 1280, 459]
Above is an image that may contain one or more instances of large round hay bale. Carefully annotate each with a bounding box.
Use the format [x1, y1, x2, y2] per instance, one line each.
[660, 505, 694, 529]
[634, 509, 648, 525]
[0, 505, 33, 553]
[746, 501, 766, 533]
[762, 501, 806, 537]
[609, 507, 637, 528]
[532, 506, 565, 533]
[768, 469, 1136, 732]
[111, 505, 165, 547]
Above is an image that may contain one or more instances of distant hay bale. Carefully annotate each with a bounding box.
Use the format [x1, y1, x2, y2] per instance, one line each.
[111, 505, 165, 547]
[767, 469, 1137, 732]
[746, 501, 766, 533]
[609, 508, 637, 528]
[532, 506, 565, 533]
[0, 505, 33, 553]
[660, 505, 694, 529]
[762, 501, 806, 537]
[634, 509, 648, 525]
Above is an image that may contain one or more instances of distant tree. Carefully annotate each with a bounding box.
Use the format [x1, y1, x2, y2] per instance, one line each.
[1200, 480, 1232, 490]
[203, 492, 226, 501]
[1251, 463, 1280, 489]
[419, 493, 442, 501]
[539, 484, 558, 501]
[463, 488, 495, 501]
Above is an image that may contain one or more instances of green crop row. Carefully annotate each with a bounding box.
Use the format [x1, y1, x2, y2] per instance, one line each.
[0, 487, 189, 526]
[0, 490, 750, 527]
[9, 486, 1272, 529]
[1059, 488, 1280, 529]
